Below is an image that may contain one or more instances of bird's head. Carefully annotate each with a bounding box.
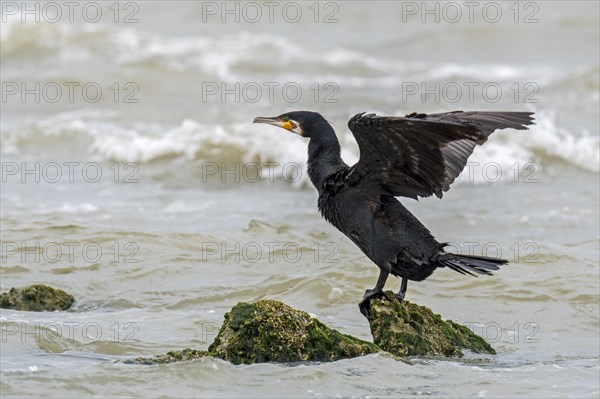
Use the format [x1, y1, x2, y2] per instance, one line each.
[253, 111, 329, 138]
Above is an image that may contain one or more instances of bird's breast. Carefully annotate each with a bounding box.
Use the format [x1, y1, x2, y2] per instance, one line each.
[317, 190, 439, 268]
[318, 189, 376, 236]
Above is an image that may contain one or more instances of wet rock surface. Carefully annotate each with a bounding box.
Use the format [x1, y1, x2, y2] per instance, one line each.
[127, 349, 210, 365]
[208, 300, 380, 364]
[129, 296, 495, 365]
[368, 292, 495, 357]
[0, 285, 74, 312]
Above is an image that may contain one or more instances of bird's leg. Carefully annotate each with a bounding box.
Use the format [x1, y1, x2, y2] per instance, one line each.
[396, 278, 408, 301]
[358, 270, 390, 318]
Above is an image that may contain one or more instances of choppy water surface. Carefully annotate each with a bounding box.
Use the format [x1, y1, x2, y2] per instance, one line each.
[1, 2, 599, 397]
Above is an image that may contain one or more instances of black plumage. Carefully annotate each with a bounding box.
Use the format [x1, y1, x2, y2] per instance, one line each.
[254, 110, 535, 317]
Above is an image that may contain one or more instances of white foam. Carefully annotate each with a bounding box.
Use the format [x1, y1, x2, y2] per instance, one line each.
[1, 17, 565, 86]
[0, 14, 68, 55]
[58, 203, 99, 214]
[1, 19, 596, 181]
[5, 107, 598, 188]
[87, 118, 312, 185]
[521, 109, 599, 172]
[34, 203, 99, 215]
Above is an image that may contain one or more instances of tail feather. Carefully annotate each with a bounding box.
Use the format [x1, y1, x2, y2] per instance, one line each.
[440, 253, 508, 277]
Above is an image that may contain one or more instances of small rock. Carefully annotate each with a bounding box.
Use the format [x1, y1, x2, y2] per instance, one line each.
[208, 300, 379, 364]
[0, 285, 74, 312]
[367, 292, 495, 357]
[126, 349, 210, 365]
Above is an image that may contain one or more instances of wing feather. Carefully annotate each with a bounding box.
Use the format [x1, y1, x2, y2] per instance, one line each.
[347, 111, 534, 199]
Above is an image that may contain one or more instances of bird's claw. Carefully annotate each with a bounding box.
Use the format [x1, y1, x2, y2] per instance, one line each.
[358, 289, 391, 318]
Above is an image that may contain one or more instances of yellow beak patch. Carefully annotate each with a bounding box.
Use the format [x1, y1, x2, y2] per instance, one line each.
[281, 120, 293, 131]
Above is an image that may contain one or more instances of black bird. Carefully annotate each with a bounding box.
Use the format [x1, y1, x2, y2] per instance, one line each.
[254, 110, 534, 317]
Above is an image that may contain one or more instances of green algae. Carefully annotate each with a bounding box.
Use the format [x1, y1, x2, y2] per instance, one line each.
[0, 285, 74, 312]
[130, 300, 379, 365]
[126, 349, 211, 365]
[208, 300, 380, 364]
[128, 296, 495, 365]
[367, 291, 495, 357]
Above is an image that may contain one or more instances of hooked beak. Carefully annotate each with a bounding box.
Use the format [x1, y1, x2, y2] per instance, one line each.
[253, 116, 303, 136]
[253, 116, 282, 126]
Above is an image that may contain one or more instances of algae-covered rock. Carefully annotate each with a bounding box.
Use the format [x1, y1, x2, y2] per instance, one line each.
[127, 297, 494, 365]
[0, 285, 74, 311]
[126, 349, 211, 365]
[208, 300, 380, 364]
[368, 291, 495, 357]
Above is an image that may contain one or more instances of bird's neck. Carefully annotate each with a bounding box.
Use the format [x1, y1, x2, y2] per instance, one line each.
[307, 125, 345, 191]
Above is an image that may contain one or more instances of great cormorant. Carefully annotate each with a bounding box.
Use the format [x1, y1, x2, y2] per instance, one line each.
[254, 110, 534, 317]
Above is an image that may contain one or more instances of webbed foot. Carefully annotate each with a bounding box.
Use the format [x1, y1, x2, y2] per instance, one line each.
[358, 288, 391, 318]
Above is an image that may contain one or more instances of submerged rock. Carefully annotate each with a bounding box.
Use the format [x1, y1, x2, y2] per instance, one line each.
[368, 292, 495, 357]
[209, 300, 380, 364]
[0, 285, 74, 311]
[127, 349, 210, 365]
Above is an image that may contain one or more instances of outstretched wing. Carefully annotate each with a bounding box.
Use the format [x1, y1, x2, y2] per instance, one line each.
[346, 111, 534, 199]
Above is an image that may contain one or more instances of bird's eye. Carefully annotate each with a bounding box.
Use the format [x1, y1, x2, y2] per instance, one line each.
[281, 116, 290, 122]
